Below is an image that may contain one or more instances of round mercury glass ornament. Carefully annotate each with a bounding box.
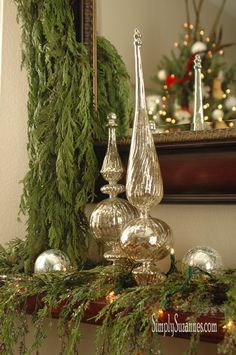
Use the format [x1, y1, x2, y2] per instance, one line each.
[120, 29, 173, 286]
[34, 249, 72, 273]
[121, 217, 173, 285]
[182, 246, 223, 275]
[90, 113, 138, 267]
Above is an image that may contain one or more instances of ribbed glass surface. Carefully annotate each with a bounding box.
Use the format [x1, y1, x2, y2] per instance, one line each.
[120, 217, 172, 261]
[90, 198, 138, 245]
[120, 30, 173, 285]
[126, 29, 163, 216]
[90, 113, 138, 258]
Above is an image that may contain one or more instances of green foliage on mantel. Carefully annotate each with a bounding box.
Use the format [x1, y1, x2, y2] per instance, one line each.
[0, 252, 235, 355]
[13, 0, 131, 272]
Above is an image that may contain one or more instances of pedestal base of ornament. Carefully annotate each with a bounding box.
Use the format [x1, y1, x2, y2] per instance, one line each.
[103, 244, 128, 271]
[132, 262, 166, 286]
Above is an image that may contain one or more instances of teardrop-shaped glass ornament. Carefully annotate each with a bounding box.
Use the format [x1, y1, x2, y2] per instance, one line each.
[191, 55, 205, 131]
[90, 113, 138, 267]
[120, 30, 173, 285]
[126, 29, 163, 216]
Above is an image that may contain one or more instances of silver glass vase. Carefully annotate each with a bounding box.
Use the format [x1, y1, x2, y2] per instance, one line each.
[120, 29, 173, 285]
[90, 113, 138, 267]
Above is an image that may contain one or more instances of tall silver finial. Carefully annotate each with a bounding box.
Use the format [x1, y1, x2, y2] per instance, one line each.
[191, 55, 205, 131]
[100, 113, 124, 196]
[134, 28, 142, 46]
[194, 54, 202, 69]
[107, 112, 118, 128]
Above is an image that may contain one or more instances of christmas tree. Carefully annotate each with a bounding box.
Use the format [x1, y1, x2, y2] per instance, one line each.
[148, 0, 236, 131]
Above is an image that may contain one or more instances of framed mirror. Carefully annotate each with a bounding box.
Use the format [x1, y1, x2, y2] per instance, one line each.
[74, 0, 236, 203]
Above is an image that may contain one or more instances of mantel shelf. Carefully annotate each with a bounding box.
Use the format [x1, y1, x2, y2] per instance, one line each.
[25, 296, 226, 344]
[94, 132, 236, 204]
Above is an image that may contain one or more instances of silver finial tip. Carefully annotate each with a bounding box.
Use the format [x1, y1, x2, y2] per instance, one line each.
[107, 112, 117, 127]
[194, 54, 202, 69]
[134, 28, 142, 46]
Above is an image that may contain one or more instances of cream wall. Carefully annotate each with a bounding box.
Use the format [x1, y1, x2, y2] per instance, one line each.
[0, 0, 28, 244]
[1, 1, 236, 354]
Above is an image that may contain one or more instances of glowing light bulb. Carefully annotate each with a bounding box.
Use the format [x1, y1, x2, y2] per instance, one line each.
[208, 51, 213, 58]
[218, 104, 223, 109]
[106, 291, 118, 304]
[157, 309, 164, 318]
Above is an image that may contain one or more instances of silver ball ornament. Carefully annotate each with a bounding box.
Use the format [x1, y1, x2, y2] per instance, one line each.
[182, 246, 223, 275]
[34, 249, 72, 273]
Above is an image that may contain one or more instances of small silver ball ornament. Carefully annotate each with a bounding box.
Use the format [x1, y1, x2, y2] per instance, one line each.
[182, 246, 223, 275]
[34, 249, 72, 273]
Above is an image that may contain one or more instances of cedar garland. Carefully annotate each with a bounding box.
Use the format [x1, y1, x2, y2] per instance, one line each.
[14, 0, 131, 272]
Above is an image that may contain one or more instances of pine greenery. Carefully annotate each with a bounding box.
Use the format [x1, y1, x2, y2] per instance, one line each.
[96, 36, 131, 139]
[0, 255, 235, 354]
[13, 0, 131, 272]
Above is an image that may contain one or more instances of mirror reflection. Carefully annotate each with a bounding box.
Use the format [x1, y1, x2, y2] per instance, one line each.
[97, 0, 236, 132]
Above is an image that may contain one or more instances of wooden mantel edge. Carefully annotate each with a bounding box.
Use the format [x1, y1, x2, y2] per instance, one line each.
[25, 296, 226, 344]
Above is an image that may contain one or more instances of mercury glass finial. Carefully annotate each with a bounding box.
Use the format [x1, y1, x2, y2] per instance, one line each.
[125, 29, 163, 217]
[90, 113, 138, 267]
[120, 30, 173, 285]
[191, 55, 205, 131]
[100, 113, 125, 198]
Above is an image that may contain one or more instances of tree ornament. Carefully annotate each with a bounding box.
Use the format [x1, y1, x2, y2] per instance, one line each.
[212, 109, 224, 121]
[157, 69, 167, 81]
[120, 29, 173, 286]
[146, 95, 160, 112]
[202, 84, 211, 99]
[212, 78, 224, 99]
[225, 96, 236, 110]
[182, 246, 223, 275]
[34, 249, 72, 273]
[175, 108, 191, 123]
[191, 41, 207, 54]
